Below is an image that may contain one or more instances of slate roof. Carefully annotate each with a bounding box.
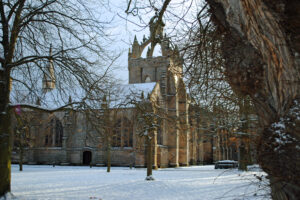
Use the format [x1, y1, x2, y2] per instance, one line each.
[10, 82, 157, 110]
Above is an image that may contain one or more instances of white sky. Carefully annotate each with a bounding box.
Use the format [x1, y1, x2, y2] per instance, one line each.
[95, 0, 153, 84]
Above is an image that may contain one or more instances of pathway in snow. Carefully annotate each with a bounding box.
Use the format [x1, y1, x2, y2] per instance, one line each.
[10, 164, 270, 200]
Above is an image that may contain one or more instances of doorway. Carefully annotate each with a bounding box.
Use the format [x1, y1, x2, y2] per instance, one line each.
[83, 151, 92, 165]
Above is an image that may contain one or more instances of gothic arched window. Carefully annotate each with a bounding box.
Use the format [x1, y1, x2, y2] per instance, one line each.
[112, 119, 121, 147]
[55, 119, 63, 147]
[45, 135, 49, 145]
[123, 118, 133, 147]
[157, 118, 163, 145]
[45, 117, 63, 147]
[45, 119, 54, 146]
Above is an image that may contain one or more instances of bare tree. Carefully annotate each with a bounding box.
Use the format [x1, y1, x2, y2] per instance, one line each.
[124, 91, 166, 180]
[12, 108, 33, 171]
[85, 92, 121, 173]
[171, 2, 258, 171]
[124, 1, 300, 195]
[179, 2, 242, 152]
[0, 0, 116, 196]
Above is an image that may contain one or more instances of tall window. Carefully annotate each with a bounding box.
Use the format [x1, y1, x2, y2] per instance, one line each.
[45, 117, 63, 147]
[140, 67, 143, 82]
[55, 119, 63, 147]
[157, 125, 163, 145]
[45, 119, 54, 146]
[45, 135, 49, 145]
[112, 119, 121, 147]
[123, 118, 133, 147]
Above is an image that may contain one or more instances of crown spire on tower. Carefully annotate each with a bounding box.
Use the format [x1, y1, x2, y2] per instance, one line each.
[133, 35, 139, 45]
[42, 44, 56, 92]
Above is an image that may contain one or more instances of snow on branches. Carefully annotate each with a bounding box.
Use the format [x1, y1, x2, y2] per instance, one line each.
[269, 99, 300, 152]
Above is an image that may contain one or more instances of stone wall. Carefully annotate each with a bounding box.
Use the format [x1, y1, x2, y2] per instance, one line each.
[128, 56, 169, 84]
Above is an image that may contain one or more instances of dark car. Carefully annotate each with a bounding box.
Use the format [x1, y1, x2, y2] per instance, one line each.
[214, 160, 238, 169]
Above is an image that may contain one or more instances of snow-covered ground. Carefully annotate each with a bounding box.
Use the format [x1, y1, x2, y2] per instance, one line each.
[9, 164, 270, 200]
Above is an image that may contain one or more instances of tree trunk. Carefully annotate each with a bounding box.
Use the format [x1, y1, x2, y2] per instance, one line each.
[238, 143, 247, 171]
[146, 137, 153, 179]
[0, 112, 11, 196]
[106, 144, 111, 173]
[19, 146, 23, 171]
[0, 68, 12, 196]
[207, 0, 300, 199]
[245, 141, 252, 166]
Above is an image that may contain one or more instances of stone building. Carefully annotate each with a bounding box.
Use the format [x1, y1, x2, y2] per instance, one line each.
[11, 26, 257, 167]
[11, 27, 213, 168]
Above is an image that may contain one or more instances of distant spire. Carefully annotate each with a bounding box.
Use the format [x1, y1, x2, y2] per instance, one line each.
[68, 95, 72, 104]
[141, 91, 144, 99]
[102, 94, 107, 102]
[147, 47, 152, 58]
[173, 45, 179, 56]
[49, 44, 54, 71]
[42, 44, 56, 92]
[36, 97, 41, 106]
[147, 93, 150, 100]
[49, 43, 52, 56]
[133, 35, 138, 45]
[174, 45, 179, 51]
[130, 35, 141, 59]
[101, 94, 108, 109]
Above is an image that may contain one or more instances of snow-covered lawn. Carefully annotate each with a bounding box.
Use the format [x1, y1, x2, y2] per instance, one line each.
[10, 164, 270, 200]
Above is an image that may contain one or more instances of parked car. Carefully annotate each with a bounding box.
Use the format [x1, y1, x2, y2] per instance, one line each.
[214, 160, 238, 169]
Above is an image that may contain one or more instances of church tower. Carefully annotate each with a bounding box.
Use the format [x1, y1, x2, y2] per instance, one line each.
[42, 45, 56, 92]
[128, 21, 190, 167]
[128, 22, 183, 86]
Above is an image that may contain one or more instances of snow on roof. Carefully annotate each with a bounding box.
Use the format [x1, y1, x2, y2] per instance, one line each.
[10, 82, 157, 110]
[108, 82, 157, 108]
[10, 86, 85, 110]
